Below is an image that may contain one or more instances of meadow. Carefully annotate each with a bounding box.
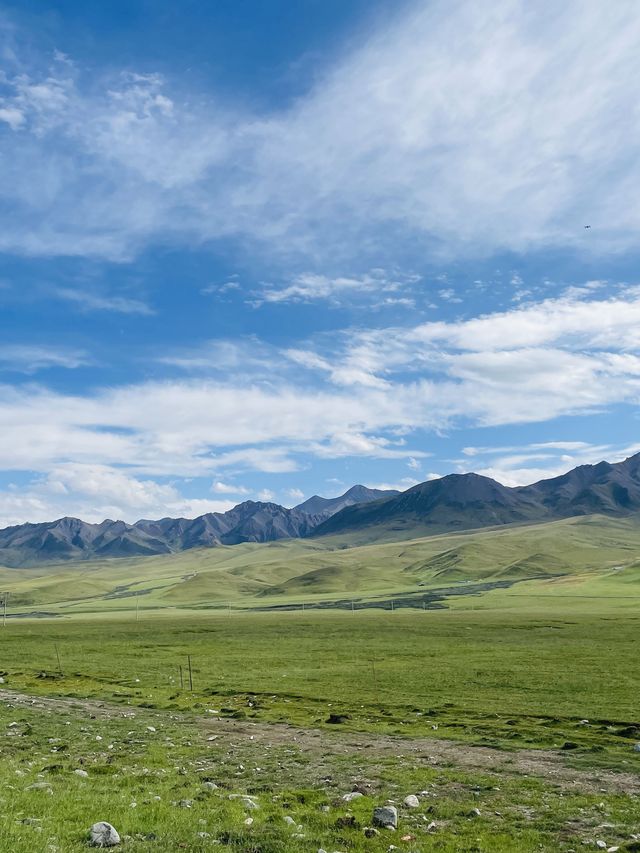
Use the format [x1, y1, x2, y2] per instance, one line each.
[1, 516, 640, 850]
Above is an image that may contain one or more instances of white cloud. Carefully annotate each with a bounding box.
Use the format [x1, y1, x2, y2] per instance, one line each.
[0, 463, 236, 528]
[455, 440, 640, 487]
[1, 1, 640, 261]
[54, 288, 154, 316]
[0, 344, 89, 372]
[0, 106, 25, 129]
[0, 289, 639, 501]
[256, 270, 419, 306]
[211, 480, 249, 494]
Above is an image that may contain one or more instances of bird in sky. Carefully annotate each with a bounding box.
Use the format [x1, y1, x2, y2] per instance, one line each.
[584, 225, 591, 229]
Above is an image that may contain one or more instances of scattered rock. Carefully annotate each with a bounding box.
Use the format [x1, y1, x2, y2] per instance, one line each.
[326, 714, 350, 725]
[342, 792, 363, 802]
[89, 822, 121, 847]
[561, 741, 580, 751]
[25, 782, 52, 792]
[633, 743, 640, 753]
[74, 769, 89, 778]
[284, 815, 296, 826]
[403, 795, 420, 808]
[335, 816, 358, 829]
[373, 806, 398, 829]
[469, 807, 481, 817]
[364, 827, 379, 838]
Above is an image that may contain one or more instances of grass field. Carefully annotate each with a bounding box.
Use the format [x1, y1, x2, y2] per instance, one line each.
[2, 512, 640, 615]
[1, 516, 640, 850]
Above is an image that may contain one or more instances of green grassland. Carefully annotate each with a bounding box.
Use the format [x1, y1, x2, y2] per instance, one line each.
[1, 514, 640, 850]
[2, 512, 640, 615]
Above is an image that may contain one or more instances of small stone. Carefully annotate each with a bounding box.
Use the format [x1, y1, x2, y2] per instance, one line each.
[26, 782, 52, 792]
[74, 769, 89, 778]
[373, 806, 398, 829]
[633, 743, 640, 752]
[89, 822, 121, 847]
[284, 815, 296, 825]
[244, 818, 253, 826]
[241, 796, 259, 810]
[146, 726, 156, 733]
[596, 843, 607, 850]
[178, 800, 193, 808]
[342, 792, 363, 802]
[364, 827, 379, 838]
[470, 807, 481, 817]
[403, 795, 420, 808]
[202, 782, 218, 791]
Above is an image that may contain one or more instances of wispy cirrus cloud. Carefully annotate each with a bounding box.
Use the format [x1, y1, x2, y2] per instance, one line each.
[54, 288, 154, 315]
[1, 1, 640, 263]
[254, 270, 420, 306]
[0, 344, 90, 373]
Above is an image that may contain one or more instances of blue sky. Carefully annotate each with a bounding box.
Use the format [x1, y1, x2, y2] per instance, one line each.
[1, 0, 640, 525]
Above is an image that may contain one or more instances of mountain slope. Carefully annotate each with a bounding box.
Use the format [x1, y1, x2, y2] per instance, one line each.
[313, 453, 640, 542]
[312, 472, 542, 540]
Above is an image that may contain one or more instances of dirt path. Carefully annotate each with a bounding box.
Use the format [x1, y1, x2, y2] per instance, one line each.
[2, 687, 638, 796]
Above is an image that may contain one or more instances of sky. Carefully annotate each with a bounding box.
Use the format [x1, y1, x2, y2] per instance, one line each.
[1, 0, 640, 526]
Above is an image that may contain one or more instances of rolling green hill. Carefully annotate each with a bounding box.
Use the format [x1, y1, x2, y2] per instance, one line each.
[1, 512, 639, 616]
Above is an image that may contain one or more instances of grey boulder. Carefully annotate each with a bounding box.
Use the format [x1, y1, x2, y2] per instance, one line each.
[373, 805, 398, 828]
[89, 822, 121, 847]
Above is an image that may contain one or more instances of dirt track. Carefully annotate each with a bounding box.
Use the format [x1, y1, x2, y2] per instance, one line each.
[2, 687, 639, 796]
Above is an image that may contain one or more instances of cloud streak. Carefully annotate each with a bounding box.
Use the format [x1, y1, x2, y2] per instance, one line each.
[1, 0, 640, 262]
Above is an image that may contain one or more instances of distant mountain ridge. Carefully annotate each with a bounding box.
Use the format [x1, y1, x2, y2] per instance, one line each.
[313, 453, 640, 539]
[2, 455, 640, 566]
[0, 485, 396, 567]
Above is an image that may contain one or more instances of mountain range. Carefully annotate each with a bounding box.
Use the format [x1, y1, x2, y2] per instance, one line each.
[2, 454, 640, 567]
[0, 485, 396, 567]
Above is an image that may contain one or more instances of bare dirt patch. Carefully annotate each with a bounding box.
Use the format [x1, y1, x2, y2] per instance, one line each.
[2, 687, 638, 796]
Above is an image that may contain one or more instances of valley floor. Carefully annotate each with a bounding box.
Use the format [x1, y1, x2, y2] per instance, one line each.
[0, 598, 639, 851]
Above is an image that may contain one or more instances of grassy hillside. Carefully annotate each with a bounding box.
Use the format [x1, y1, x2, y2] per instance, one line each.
[0, 512, 639, 615]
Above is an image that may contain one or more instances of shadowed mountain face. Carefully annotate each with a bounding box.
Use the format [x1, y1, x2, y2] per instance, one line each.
[135, 501, 319, 549]
[0, 486, 394, 567]
[2, 456, 640, 566]
[311, 453, 640, 539]
[0, 517, 171, 566]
